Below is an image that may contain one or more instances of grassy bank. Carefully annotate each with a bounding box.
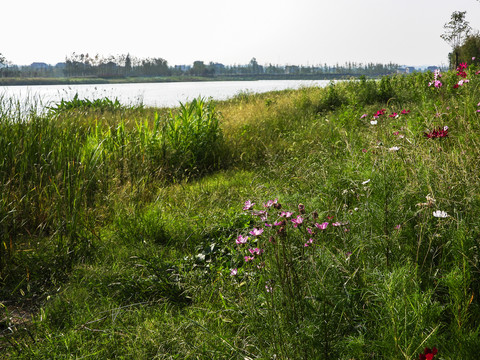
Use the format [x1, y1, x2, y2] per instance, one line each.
[1, 66, 480, 359]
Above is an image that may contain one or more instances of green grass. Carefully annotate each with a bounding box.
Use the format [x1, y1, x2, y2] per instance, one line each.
[1, 67, 480, 359]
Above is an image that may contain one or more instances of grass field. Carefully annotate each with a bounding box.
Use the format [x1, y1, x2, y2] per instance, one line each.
[1, 65, 480, 359]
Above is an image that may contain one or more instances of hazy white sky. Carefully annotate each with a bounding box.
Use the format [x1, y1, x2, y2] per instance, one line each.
[2, 0, 480, 67]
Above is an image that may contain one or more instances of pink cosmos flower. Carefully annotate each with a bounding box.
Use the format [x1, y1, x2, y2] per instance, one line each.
[360, 114, 367, 119]
[244, 256, 254, 262]
[291, 215, 304, 228]
[236, 235, 249, 245]
[273, 221, 284, 226]
[401, 109, 410, 115]
[315, 222, 329, 230]
[307, 227, 313, 235]
[263, 198, 278, 208]
[248, 248, 264, 255]
[304, 238, 314, 247]
[389, 113, 398, 118]
[280, 211, 293, 218]
[230, 268, 238, 276]
[243, 200, 255, 210]
[249, 228, 264, 236]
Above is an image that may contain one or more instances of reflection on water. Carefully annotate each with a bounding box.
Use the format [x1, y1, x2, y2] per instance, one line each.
[0, 80, 332, 110]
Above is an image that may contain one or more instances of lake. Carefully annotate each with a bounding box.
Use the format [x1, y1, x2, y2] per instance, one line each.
[0, 79, 332, 110]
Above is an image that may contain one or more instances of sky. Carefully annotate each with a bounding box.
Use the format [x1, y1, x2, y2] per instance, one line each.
[2, 0, 480, 68]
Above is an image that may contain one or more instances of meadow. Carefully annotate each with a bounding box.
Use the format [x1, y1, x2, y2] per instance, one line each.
[1, 65, 480, 359]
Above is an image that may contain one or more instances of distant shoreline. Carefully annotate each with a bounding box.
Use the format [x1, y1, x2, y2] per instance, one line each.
[0, 74, 362, 86]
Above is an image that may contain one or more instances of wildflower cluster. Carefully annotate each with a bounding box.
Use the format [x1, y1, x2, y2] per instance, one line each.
[454, 63, 470, 88]
[424, 126, 448, 139]
[428, 69, 443, 88]
[457, 62, 468, 78]
[418, 347, 438, 360]
[361, 108, 410, 125]
[231, 199, 349, 278]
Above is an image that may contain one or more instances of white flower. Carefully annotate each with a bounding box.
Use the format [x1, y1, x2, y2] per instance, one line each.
[433, 210, 448, 218]
[362, 179, 371, 185]
[444, 126, 448, 131]
[370, 120, 378, 125]
[388, 146, 400, 152]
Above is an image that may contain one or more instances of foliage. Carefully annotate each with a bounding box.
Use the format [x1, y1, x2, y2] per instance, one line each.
[441, 11, 472, 68]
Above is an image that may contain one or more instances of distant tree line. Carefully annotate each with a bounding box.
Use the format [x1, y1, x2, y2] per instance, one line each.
[0, 52, 405, 79]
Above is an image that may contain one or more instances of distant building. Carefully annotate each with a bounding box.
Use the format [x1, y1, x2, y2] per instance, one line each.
[210, 63, 225, 72]
[174, 65, 191, 72]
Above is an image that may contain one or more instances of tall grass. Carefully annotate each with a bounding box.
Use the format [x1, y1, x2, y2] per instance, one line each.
[0, 96, 224, 284]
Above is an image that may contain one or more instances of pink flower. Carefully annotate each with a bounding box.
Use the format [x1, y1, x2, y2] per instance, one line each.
[265, 284, 273, 292]
[230, 268, 238, 276]
[315, 222, 329, 230]
[291, 215, 304, 228]
[389, 112, 398, 118]
[360, 113, 367, 119]
[395, 224, 401, 230]
[243, 200, 255, 210]
[401, 109, 410, 115]
[332, 222, 341, 227]
[263, 198, 278, 208]
[236, 235, 249, 245]
[248, 248, 264, 255]
[249, 228, 264, 236]
[280, 211, 293, 218]
[362, 148, 367, 153]
[304, 238, 314, 247]
[244, 256, 254, 262]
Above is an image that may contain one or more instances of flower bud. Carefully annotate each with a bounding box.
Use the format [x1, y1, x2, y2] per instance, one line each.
[298, 203, 305, 214]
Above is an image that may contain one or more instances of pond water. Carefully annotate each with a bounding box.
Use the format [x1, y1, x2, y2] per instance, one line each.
[0, 79, 332, 110]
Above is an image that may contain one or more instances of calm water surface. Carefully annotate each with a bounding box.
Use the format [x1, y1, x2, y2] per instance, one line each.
[1, 80, 331, 109]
